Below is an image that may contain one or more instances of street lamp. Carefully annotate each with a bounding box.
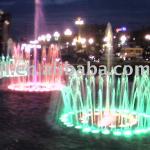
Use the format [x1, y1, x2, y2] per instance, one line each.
[53, 31, 60, 41]
[75, 17, 84, 26]
[75, 17, 85, 49]
[46, 33, 51, 42]
[64, 28, 72, 36]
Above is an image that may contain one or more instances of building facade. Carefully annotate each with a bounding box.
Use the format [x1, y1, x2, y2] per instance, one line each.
[0, 10, 11, 56]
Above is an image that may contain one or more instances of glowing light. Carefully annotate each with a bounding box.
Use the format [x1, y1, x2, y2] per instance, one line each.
[46, 34, 51, 42]
[116, 27, 127, 33]
[145, 34, 150, 41]
[53, 31, 60, 40]
[30, 40, 38, 44]
[113, 131, 122, 136]
[4, 20, 10, 25]
[21, 43, 41, 51]
[103, 37, 108, 42]
[122, 27, 127, 31]
[82, 128, 91, 133]
[75, 17, 84, 25]
[91, 130, 100, 134]
[41, 35, 46, 41]
[72, 38, 78, 46]
[64, 29, 72, 36]
[80, 38, 86, 45]
[75, 125, 82, 129]
[38, 36, 42, 41]
[120, 35, 127, 45]
[88, 38, 94, 45]
[0, 10, 4, 15]
[124, 131, 132, 136]
[102, 129, 110, 135]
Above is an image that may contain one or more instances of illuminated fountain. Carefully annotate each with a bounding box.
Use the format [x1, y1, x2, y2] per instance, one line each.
[7, 0, 64, 92]
[60, 73, 150, 136]
[60, 23, 150, 137]
[8, 43, 65, 92]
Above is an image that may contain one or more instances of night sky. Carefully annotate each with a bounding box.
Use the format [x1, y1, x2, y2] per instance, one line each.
[0, 0, 150, 38]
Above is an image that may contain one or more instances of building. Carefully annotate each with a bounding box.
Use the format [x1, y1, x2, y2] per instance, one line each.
[0, 10, 11, 56]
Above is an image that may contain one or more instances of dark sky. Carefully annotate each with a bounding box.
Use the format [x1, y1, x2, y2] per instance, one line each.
[0, 0, 150, 38]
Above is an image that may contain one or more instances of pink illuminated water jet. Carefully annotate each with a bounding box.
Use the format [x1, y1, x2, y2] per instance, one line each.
[8, 44, 65, 92]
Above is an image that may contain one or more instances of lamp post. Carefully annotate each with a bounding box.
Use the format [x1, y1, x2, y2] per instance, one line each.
[75, 17, 84, 39]
[75, 17, 84, 50]
[53, 31, 60, 41]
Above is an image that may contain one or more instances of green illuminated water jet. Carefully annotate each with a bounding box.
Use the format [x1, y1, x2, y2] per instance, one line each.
[60, 73, 150, 136]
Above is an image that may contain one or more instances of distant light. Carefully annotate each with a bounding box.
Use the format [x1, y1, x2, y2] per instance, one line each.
[75, 17, 84, 25]
[41, 35, 46, 41]
[113, 36, 116, 39]
[22, 43, 41, 53]
[4, 20, 10, 25]
[88, 38, 94, 45]
[122, 27, 127, 31]
[72, 38, 77, 46]
[53, 31, 60, 40]
[38, 36, 42, 41]
[103, 37, 108, 42]
[0, 10, 4, 15]
[80, 38, 86, 45]
[145, 34, 150, 41]
[116, 28, 120, 33]
[66, 42, 69, 45]
[116, 27, 127, 33]
[120, 35, 127, 45]
[64, 28, 72, 36]
[29, 40, 38, 44]
[46, 34, 51, 42]
[54, 31, 60, 37]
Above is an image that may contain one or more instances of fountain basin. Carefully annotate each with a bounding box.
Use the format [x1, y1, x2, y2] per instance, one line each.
[60, 109, 150, 136]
